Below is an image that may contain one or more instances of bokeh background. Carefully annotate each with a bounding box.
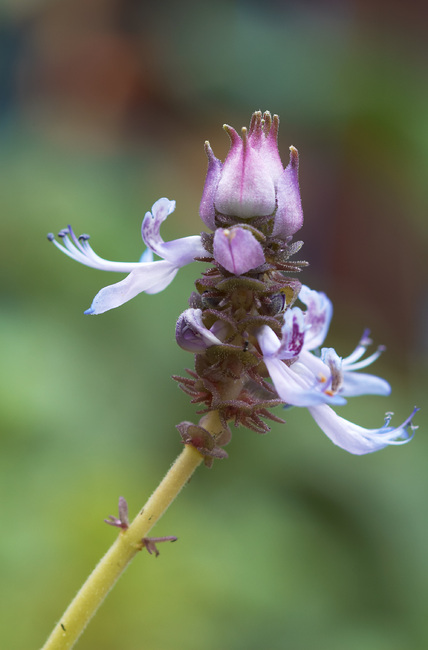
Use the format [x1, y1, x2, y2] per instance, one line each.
[1, 1, 427, 648]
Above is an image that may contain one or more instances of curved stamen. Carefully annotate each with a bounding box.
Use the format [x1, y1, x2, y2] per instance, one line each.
[344, 345, 386, 371]
[343, 329, 372, 364]
[48, 226, 145, 273]
[384, 406, 419, 438]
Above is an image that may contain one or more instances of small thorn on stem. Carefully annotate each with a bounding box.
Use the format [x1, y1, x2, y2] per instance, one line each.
[142, 536, 178, 557]
[104, 496, 129, 529]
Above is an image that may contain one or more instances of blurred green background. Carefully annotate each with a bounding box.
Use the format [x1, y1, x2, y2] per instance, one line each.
[1, 1, 427, 649]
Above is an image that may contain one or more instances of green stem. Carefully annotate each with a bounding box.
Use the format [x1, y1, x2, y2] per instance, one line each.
[41, 443, 204, 650]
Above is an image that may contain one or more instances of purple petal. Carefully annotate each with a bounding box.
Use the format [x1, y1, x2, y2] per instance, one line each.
[257, 326, 345, 407]
[199, 142, 222, 231]
[308, 404, 417, 455]
[264, 357, 345, 407]
[142, 198, 207, 265]
[159, 235, 207, 266]
[141, 198, 176, 253]
[277, 308, 307, 359]
[340, 372, 391, 397]
[272, 147, 303, 239]
[139, 248, 153, 263]
[213, 227, 265, 275]
[176, 308, 223, 353]
[85, 261, 178, 314]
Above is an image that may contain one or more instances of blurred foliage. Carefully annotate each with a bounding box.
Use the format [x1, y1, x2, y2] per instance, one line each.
[0, 1, 427, 649]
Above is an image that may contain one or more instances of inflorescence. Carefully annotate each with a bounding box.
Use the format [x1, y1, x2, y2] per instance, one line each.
[48, 111, 418, 460]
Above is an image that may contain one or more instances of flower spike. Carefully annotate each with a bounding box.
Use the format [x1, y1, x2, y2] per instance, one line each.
[48, 110, 417, 456]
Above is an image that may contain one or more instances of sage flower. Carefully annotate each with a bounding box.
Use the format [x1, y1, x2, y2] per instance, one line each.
[48, 198, 207, 314]
[256, 286, 416, 454]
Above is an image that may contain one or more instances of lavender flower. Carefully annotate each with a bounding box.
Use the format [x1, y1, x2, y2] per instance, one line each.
[48, 198, 208, 314]
[256, 286, 417, 454]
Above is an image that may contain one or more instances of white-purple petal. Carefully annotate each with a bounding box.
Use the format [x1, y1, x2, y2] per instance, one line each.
[299, 285, 333, 350]
[340, 372, 391, 397]
[139, 247, 153, 263]
[85, 261, 178, 315]
[256, 324, 282, 356]
[159, 235, 207, 266]
[141, 197, 176, 256]
[141, 198, 206, 265]
[277, 308, 307, 359]
[176, 308, 223, 353]
[264, 357, 344, 407]
[308, 404, 416, 455]
[257, 325, 345, 407]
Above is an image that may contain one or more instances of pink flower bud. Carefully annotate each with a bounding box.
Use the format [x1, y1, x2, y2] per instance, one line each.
[200, 111, 304, 238]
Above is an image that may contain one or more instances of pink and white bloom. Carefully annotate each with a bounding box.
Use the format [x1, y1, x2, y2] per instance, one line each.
[48, 198, 207, 315]
[256, 286, 417, 454]
[200, 111, 303, 238]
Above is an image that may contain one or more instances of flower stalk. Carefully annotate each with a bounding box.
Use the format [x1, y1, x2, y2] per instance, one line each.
[45, 110, 418, 648]
[41, 442, 204, 650]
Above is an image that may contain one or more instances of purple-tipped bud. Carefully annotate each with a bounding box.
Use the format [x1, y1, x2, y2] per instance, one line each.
[272, 147, 304, 238]
[200, 111, 304, 237]
[176, 308, 223, 353]
[213, 227, 265, 275]
[214, 124, 277, 218]
[199, 142, 222, 230]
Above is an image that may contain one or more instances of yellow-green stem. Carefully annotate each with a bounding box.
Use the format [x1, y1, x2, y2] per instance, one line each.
[41, 443, 204, 650]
